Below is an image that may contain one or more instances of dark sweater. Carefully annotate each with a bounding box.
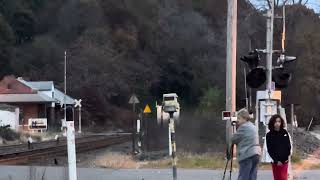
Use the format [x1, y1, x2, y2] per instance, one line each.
[266, 128, 291, 163]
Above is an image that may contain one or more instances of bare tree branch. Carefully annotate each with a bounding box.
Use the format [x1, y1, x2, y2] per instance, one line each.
[266, 0, 272, 8]
[303, 0, 309, 6]
[281, 0, 289, 6]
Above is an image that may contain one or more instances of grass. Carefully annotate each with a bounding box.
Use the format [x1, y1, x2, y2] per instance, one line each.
[291, 151, 302, 163]
[178, 153, 226, 169]
[143, 153, 228, 169]
[142, 152, 312, 170]
[309, 163, 320, 169]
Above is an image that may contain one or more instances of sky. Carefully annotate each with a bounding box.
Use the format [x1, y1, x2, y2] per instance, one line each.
[250, 0, 320, 13]
[306, 0, 320, 12]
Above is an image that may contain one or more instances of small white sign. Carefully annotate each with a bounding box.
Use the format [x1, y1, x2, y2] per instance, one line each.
[271, 81, 275, 91]
[137, 119, 141, 133]
[28, 118, 47, 130]
[222, 111, 231, 121]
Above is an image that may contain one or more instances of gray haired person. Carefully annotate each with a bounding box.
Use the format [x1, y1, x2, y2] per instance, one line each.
[231, 108, 261, 180]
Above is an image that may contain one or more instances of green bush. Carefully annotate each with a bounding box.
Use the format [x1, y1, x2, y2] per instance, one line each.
[197, 86, 224, 116]
[291, 151, 302, 163]
[0, 126, 20, 141]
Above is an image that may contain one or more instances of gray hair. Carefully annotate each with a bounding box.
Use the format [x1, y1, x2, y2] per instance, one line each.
[237, 108, 251, 121]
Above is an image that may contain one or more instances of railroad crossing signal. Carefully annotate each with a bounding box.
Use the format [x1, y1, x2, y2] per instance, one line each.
[75, 99, 82, 108]
[272, 67, 292, 89]
[241, 50, 295, 89]
[75, 99, 82, 133]
[241, 50, 266, 88]
[240, 49, 260, 69]
[66, 106, 73, 121]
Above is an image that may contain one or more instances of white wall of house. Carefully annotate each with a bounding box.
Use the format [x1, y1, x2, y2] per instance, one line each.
[0, 108, 19, 130]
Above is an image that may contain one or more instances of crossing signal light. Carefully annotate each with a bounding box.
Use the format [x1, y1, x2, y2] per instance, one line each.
[241, 50, 266, 89]
[66, 106, 74, 121]
[273, 54, 296, 89]
[246, 67, 266, 88]
[272, 68, 292, 89]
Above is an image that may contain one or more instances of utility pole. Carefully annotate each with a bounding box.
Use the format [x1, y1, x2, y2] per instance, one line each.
[226, 0, 237, 151]
[65, 51, 77, 180]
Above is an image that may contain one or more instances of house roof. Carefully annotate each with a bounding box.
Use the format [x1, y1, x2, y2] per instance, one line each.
[15, 78, 75, 105]
[18, 79, 53, 91]
[54, 88, 75, 105]
[0, 93, 55, 103]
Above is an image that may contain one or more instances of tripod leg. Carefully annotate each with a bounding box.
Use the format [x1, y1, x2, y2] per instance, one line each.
[229, 125, 236, 180]
[229, 158, 233, 180]
[222, 159, 229, 180]
[229, 144, 234, 180]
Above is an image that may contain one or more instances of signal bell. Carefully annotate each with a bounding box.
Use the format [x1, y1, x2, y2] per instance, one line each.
[240, 50, 260, 69]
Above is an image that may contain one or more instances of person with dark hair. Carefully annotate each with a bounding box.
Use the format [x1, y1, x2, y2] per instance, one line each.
[266, 114, 292, 180]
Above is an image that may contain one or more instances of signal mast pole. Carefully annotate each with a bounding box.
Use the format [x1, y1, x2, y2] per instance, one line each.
[226, 0, 237, 151]
[266, 0, 274, 92]
[65, 51, 77, 180]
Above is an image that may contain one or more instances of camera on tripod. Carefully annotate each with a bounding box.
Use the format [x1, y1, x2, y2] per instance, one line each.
[222, 111, 238, 126]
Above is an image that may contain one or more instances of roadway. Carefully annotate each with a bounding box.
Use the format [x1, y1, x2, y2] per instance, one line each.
[0, 166, 319, 180]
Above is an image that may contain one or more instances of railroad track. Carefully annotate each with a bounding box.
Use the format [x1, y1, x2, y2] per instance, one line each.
[0, 134, 130, 165]
[0, 135, 109, 154]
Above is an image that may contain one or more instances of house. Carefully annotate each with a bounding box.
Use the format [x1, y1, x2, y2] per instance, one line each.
[0, 76, 75, 131]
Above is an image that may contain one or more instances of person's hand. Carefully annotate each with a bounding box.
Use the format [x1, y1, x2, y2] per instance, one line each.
[277, 161, 283, 166]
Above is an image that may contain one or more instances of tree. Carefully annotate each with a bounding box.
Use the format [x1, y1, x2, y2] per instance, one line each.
[197, 87, 224, 116]
[12, 10, 35, 44]
[0, 14, 14, 78]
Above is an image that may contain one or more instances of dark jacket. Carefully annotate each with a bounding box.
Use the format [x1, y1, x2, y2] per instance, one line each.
[266, 129, 291, 163]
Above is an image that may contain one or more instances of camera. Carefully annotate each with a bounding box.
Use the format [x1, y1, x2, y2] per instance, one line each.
[231, 117, 238, 126]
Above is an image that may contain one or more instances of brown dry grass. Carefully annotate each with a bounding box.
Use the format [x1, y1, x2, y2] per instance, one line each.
[94, 153, 142, 169]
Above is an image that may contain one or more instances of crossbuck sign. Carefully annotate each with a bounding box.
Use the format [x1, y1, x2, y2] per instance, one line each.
[75, 99, 82, 108]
